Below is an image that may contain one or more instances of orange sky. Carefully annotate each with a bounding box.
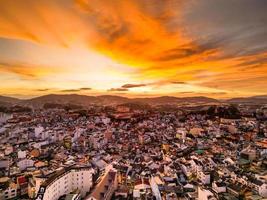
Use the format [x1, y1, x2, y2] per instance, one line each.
[0, 0, 266, 99]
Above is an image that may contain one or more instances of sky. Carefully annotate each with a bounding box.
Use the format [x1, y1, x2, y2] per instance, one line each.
[0, 0, 266, 99]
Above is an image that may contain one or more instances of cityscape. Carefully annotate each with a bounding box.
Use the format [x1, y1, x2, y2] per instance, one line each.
[0, 1, 267, 200]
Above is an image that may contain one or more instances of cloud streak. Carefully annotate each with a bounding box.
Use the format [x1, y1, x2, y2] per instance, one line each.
[0, 61, 60, 79]
[108, 88, 129, 92]
[60, 87, 92, 92]
[121, 84, 146, 88]
[0, 0, 266, 97]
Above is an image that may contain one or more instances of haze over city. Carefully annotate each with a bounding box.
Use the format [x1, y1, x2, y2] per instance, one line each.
[0, 0, 266, 99]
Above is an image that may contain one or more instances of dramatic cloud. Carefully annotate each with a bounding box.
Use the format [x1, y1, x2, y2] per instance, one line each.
[172, 81, 186, 85]
[121, 84, 146, 88]
[79, 87, 91, 90]
[36, 89, 50, 92]
[0, 61, 60, 79]
[60, 88, 92, 92]
[60, 89, 81, 92]
[108, 88, 129, 92]
[0, 0, 266, 97]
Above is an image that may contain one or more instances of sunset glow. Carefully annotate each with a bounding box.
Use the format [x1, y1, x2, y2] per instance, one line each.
[0, 0, 266, 98]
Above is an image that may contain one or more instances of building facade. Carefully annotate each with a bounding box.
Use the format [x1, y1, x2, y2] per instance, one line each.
[35, 166, 94, 200]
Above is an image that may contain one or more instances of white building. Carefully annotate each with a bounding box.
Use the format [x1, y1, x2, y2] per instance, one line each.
[32, 141, 49, 149]
[17, 159, 34, 171]
[0, 113, 12, 125]
[150, 176, 163, 200]
[35, 166, 94, 200]
[0, 185, 17, 200]
[181, 164, 193, 178]
[4, 145, 13, 156]
[17, 150, 27, 159]
[198, 187, 216, 200]
[133, 179, 152, 200]
[212, 181, 226, 193]
[34, 126, 44, 138]
[86, 167, 118, 200]
[102, 117, 111, 125]
[0, 159, 9, 169]
[249, 178, 267, 198]
[0, 177, 17, 200]
[198, 170, 211, 185]
[72, 128, 84, 143]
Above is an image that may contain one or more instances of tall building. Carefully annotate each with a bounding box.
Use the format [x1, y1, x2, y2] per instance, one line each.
[35, 166, 94, 200]
[86, 167, 118, 200]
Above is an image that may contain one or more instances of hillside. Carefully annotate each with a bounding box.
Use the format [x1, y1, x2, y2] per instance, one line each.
[226, 95, 267, 104]
[2, 93, 266, 109]
[0, 96, 21, 107]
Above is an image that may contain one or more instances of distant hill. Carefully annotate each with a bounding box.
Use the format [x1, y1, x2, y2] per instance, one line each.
[22, 94, 219, 108]
[117, 102, 152, 111]
[0, 96, 21, 107]
[226, 95, 267, 104]
[0, 95, 21, 103]
[97, 95, 129, 105]
[23, 94, 99, 107]
[2, 94, 266, 109]
[133, 96, 219, 105]
[0, 94, 219, 108]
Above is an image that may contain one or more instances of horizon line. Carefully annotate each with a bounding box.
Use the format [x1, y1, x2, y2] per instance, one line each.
[1, 93, 266, 101]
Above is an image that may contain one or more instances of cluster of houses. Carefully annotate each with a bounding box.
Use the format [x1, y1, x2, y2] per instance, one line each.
[0, 104, 266, 199]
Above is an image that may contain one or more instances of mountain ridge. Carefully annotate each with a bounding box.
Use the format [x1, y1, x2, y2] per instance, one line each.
[0, 94, 267, 108]
[0, 94, 219, 107]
